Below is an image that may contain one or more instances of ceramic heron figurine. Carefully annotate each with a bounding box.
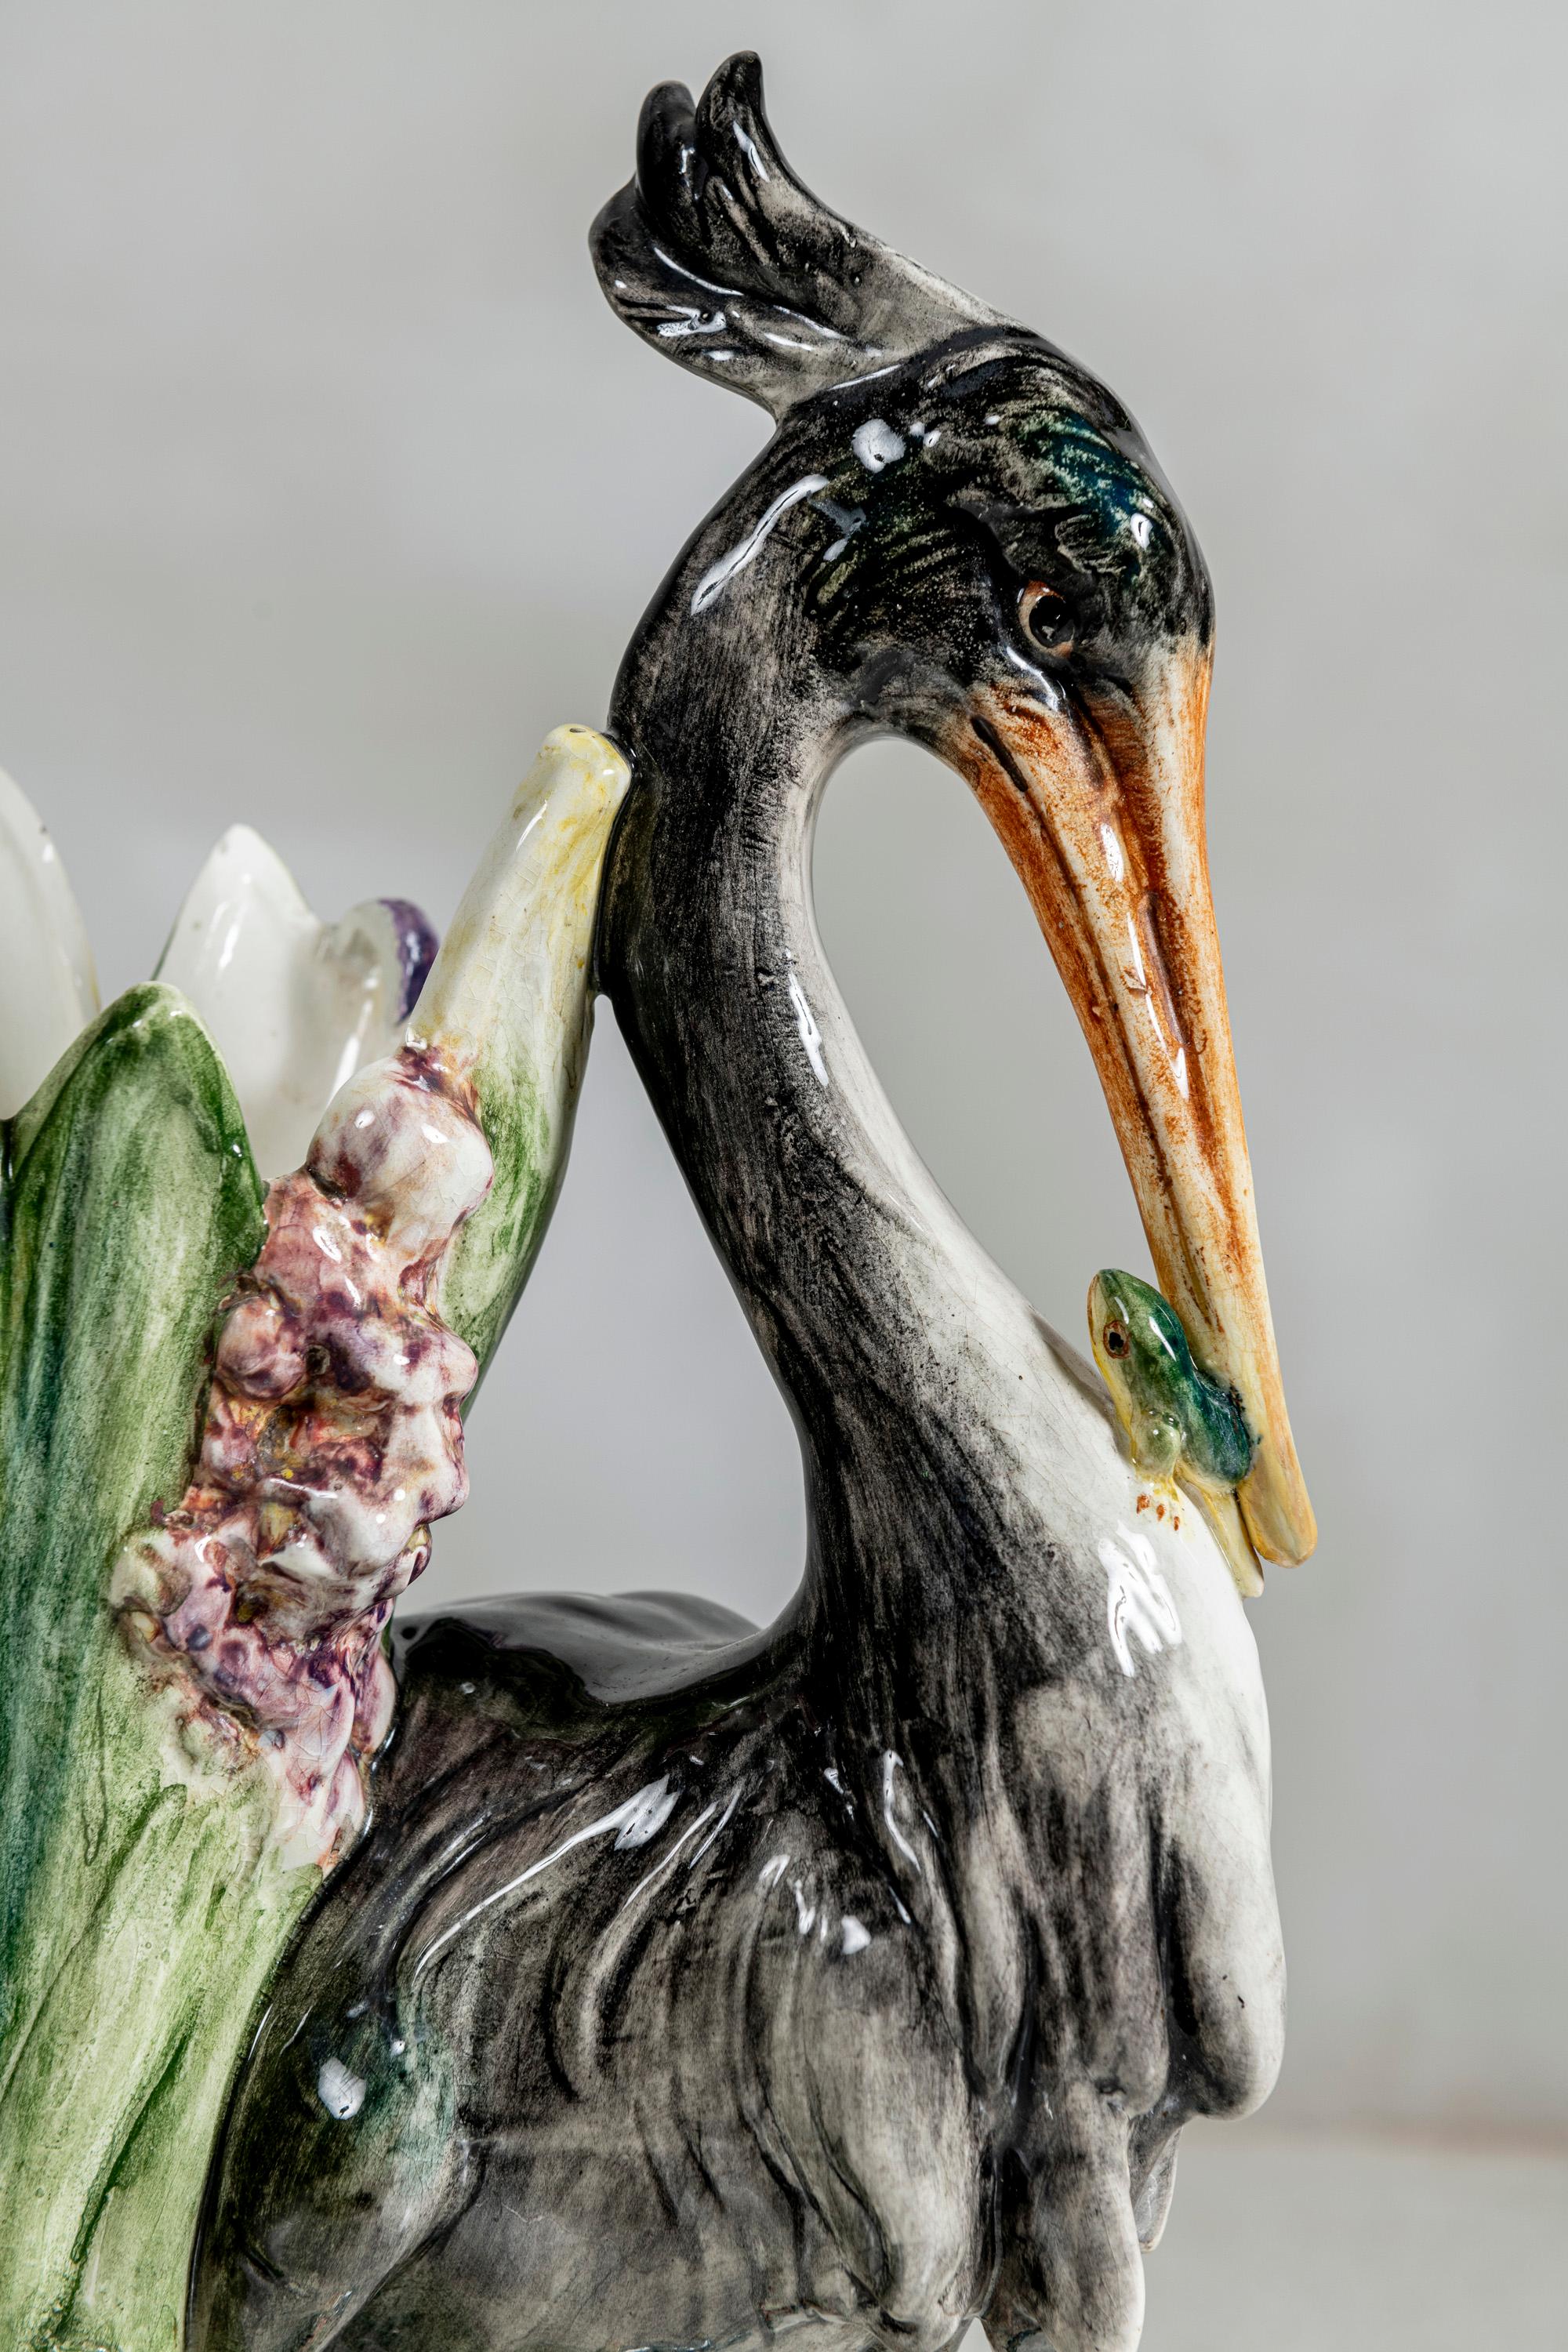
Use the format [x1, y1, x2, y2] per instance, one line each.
[192, 54, 1315, 2352]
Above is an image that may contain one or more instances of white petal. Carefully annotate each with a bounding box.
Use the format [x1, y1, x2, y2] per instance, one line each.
[0, 767, 99, 1118]
[155, 826, 435, 1178]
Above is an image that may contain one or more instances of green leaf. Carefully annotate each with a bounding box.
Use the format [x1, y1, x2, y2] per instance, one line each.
[0, 985, 282, 2352]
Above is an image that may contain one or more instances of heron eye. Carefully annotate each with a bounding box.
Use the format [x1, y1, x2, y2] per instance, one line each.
[1018, 581, 1072, 652]
[1103, 1322, 1130, 1359]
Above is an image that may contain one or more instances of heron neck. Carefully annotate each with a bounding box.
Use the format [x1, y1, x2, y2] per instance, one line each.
[598, 675, 1069, 1683]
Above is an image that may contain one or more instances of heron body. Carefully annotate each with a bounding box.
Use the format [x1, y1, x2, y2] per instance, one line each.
[193, 56, 1311, 2352]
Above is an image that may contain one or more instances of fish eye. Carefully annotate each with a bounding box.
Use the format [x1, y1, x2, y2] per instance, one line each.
[1103, 1321, 1130, 1358]
[1018, 581, 1072, 653]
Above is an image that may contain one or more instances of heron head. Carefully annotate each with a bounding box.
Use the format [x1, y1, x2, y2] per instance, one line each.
[593, 53, 1314, 1571]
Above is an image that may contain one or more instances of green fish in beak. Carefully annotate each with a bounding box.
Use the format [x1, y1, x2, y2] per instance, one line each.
[1088, 1268, 1263, 1597]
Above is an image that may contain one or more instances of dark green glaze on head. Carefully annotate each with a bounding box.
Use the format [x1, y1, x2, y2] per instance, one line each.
[1088, 1268, 1253, 1492]
[800, 338, 1210, 720]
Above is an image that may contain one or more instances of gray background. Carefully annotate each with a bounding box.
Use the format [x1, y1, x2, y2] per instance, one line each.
[1, 1, 1562, 2281]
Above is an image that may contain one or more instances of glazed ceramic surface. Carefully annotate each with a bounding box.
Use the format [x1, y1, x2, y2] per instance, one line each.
[0, 765, 99, 1118]
[1087, 1269, 1261, 1598]
[155, 827, 439, 1181]
[0, 731, 627, 2349]
[193, 57, 1313, 2352]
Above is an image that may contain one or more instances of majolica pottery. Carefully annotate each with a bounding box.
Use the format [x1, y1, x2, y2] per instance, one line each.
[1, 53, 1314, 2352]
[1, 731, 628, 2348]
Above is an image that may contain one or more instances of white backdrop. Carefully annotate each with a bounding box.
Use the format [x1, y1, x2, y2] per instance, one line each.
[1, 1, 1563, 2142]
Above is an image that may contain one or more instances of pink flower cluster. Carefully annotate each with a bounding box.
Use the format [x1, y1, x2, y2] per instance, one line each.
[113, 1050, 492, 1869]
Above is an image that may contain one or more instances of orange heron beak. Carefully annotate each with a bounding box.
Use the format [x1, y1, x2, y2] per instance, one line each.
[954, 638, 1316, 1574]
